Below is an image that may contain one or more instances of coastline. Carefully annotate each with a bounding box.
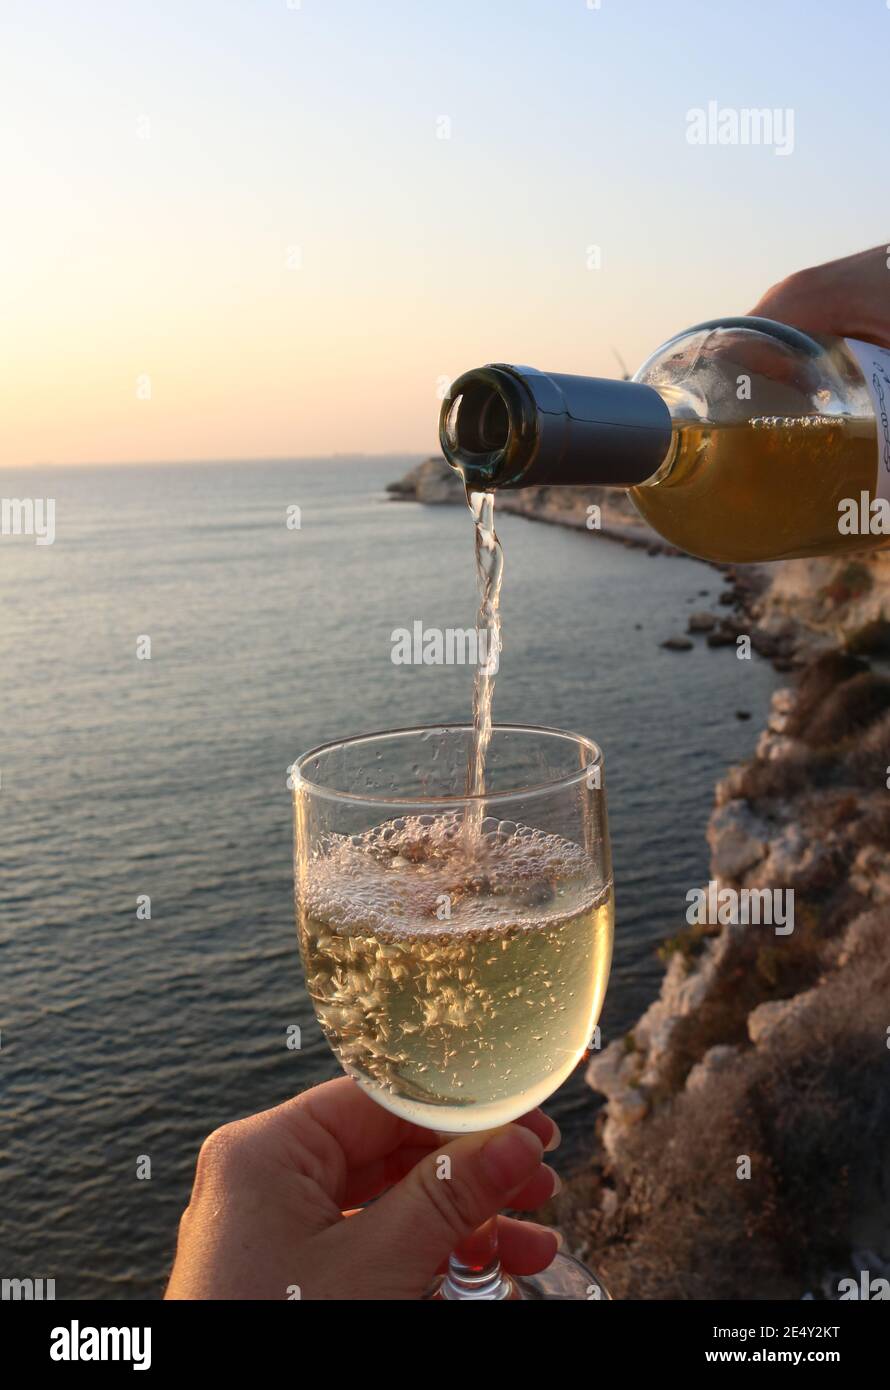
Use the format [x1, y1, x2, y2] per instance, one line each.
[391, 454, 890, 1299]
[386, 454, 687, 556]
[570, 553, 890, 1298]
[386, 455, 798, 671]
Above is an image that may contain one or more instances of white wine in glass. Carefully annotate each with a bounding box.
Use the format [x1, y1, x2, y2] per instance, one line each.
[293, 723, 614, 1300]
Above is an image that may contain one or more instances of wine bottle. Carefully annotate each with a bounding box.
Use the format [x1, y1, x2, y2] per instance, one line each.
[439, 317, 890, 563]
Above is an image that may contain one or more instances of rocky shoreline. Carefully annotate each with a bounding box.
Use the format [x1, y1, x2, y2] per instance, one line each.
[391, 454, 890, 1299]
[569, 553, 890, 1300]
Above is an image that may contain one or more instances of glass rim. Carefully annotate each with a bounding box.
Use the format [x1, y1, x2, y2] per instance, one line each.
[292, 722, 604, 809]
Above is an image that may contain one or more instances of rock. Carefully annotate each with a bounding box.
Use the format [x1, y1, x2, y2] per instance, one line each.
[767, 687, 795, 733]
[756, 730, 803, 763]
[386, 457, 464, 504]
[833, 906, 890, 968]
[747, 823, 826, 890]
[756, 612, 799, 640]
[661, 636, 694, 651]
[756, 703, 813, 761]
[686, 1044, 739, 1093]
[587, 933, 738, 1150]
[748, 992, 817, 1046]
[632, 939, 730, 1085]
[715, 764, 750, 805]
[707, 801, 770, 879]
[614, 1088, 649, 1126]
[414, 460, 465, 504]
[586, 1039, 640, 1099]
[706, 623, 740, 648]
[586, 1041, 650, 1160]
[850, 846, 890, 901]
[688, 611, 717, 633]
[751, 629, 784, 659]
[598, 1090, 649, 1160]
[600, 1188, 619, 1219]
[385, 476, 415, 497]
[846, 617, 890, 656]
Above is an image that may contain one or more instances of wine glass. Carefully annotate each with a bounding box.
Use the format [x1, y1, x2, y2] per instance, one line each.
[292, 722, 613, 1300]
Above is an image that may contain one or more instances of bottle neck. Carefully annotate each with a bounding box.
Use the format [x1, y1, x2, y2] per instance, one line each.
[440, 365, 673, 490]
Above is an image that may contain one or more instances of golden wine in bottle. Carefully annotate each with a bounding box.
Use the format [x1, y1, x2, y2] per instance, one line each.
[440, 318, 890, 563]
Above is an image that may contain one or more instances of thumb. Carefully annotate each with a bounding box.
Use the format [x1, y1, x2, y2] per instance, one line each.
[326, 1123, 545, 1298]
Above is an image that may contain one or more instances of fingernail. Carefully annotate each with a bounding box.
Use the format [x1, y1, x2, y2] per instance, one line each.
[546, 1166, 562, 1197]
[481, 1126, 543, 1189]
[544, 1119, 562, 1153]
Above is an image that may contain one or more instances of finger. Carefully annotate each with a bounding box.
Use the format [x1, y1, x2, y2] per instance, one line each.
[304, 1124, 546, 1299]
[494, 1217, 560, 1275]
[345, 1148, 560, 1211]
[502, 1164, 560, 1211]
[343, 1144, 439, 1207]
[433, 1216, 559, 1275]
[292, 1080, 560, 1207]
[514, 1110, 561, 1153]
[273, 1076, 434, 1168]
[342, 1112, 558, 1206]
[293, 1080, 558, 1166]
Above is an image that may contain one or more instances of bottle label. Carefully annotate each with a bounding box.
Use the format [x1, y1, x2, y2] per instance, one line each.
[845, 337, 890, 505]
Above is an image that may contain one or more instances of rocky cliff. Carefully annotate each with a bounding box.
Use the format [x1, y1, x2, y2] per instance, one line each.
[571, 551, 890, 1300]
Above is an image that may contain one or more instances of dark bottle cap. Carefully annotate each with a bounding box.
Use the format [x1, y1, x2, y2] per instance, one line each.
[439, 364, 672, 489]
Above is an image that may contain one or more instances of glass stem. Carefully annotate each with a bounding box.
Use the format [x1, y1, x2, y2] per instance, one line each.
[439, 1217, 514, 1300]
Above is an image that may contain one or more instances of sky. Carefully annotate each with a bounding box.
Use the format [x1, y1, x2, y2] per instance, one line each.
[1, 0, 888, 465]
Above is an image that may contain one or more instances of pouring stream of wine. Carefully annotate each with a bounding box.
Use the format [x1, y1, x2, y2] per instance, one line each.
[465, 489, 503, 835]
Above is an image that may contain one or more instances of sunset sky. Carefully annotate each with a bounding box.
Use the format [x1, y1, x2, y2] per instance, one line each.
[2, 0, 888, 465]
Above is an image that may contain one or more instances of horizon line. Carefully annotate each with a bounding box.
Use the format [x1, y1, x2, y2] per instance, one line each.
[0, 449, 439, 471]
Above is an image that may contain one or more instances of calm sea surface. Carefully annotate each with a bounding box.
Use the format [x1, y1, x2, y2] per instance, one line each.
[0, 457, 779, 1297]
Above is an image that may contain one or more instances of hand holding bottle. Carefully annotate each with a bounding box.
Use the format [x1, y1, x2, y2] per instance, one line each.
[750, 245, 890, 348]
[441, 245, 890, 562]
